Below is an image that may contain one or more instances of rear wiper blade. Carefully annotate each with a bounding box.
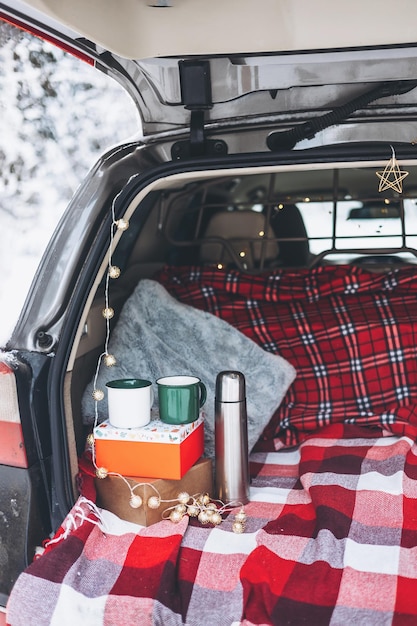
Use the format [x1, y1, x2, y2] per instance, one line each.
[266, 79, 417, 151]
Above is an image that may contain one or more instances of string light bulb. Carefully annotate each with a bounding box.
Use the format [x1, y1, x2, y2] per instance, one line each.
[147, 495, 161, 509]
[129, 494, 143, 509]
[187, 504, 199, 517]
[116, 218, 129, 231]
[116, 483, 247, 533]
[169, 509, 183, 523]
[178, 491, 190, 505]
[211, 511, 222, 525]
[96, 466, 108, 479]
[232, 520, 245, 534]
[235, 509, 247, 523]
[103, 353, 116, 367]
[102, 307, 114, 320]
[198, 510, 210, 524]
[108, 265, 121, 279]
[88, 188, 249, 535]
[92, 389, 104, 402]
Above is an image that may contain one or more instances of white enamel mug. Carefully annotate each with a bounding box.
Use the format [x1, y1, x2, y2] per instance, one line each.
[106, 378, 154, 429]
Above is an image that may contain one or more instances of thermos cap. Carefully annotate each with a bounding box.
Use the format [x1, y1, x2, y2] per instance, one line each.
[215, 371, 246, 403]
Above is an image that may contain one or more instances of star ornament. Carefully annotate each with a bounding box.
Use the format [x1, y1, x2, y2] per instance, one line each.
[376, 147, 409, 193]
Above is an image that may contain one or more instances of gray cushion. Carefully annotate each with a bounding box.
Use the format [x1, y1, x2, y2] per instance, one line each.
[82, 279, 296, 457]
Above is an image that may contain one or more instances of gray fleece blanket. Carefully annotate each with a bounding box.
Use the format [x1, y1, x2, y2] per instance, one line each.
[82, 279, 296, 457]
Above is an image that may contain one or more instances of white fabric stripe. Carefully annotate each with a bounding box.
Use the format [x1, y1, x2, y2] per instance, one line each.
[263, 449, 301, 465]
[249, 485, 292, 503]
[50, 586, 106, 626]
[344, 538, 400, 574]
[356, 470, 404, 495]
[98, 507, 146, 535]
[203, 526, 258, 555]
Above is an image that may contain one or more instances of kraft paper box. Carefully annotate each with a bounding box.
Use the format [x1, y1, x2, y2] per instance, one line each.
[93, 416, 204, 479]
[95, 458, 213, 526]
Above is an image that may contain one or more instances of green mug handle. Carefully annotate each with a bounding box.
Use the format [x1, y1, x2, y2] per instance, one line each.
[198, 381, 207, 408]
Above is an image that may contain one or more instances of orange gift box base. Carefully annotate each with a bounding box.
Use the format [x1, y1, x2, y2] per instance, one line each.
[94, 418, 204, 479]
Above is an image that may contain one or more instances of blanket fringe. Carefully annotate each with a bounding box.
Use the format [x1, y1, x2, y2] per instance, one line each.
[44, 497, 104, 549]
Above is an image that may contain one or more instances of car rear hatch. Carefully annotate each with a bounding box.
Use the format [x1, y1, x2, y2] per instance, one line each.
[2, 0, 417, 148]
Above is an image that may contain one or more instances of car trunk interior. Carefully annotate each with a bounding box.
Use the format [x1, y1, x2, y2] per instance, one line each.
[64, 161, 417, 499]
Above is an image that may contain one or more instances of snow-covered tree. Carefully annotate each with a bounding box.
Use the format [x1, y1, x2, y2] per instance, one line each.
[0, 22, 139, 343]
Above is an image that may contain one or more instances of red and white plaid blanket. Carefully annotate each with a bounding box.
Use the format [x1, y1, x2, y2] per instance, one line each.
[6, 424, 417, 625]
[7, 266, 417, 624]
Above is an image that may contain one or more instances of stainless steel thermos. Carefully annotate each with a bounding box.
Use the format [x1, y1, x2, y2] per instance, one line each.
[214, 371, 250, 504]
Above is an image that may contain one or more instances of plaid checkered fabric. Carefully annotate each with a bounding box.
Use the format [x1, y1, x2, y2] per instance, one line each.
[156, 265, 417, 448]
[6, 424, 417, 625]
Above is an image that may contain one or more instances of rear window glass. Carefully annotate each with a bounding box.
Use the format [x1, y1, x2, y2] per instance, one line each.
[297, 168, 417, 263]
[162, 167, 417, 269]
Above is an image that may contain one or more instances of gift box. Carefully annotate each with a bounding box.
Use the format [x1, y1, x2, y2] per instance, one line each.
[95, 458, 213, 526]
[93, 416, 204, 479]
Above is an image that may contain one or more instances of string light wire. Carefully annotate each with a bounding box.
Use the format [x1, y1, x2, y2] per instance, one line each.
[88, 178, 246, 532]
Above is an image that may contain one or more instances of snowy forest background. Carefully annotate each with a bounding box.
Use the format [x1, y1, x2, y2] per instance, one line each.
[0, 22, 139, 345]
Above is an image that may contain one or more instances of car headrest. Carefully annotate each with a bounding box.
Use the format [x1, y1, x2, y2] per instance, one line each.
[199, 209, 279, 269]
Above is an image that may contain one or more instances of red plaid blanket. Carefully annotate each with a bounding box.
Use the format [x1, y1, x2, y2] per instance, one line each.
[6, 424, 417, 625]
[156, 265, 417, 447]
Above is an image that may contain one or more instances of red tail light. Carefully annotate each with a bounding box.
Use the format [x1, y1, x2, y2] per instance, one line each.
[0, 361, 28, 468]
[0, 11, 95, 65]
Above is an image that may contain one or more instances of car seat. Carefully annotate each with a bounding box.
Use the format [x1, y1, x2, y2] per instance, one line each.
[199, 204, 310, 270]
[270, 204, 310, 267]
[199, 209, 279, 270]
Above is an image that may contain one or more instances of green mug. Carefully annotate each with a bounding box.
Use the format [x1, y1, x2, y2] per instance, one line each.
[156, 375, 207, 425]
